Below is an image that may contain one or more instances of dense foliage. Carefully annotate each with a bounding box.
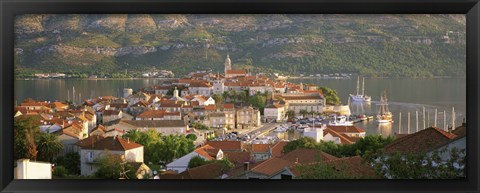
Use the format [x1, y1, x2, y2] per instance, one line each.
[318, 86, 342, 105]
[14, 15, 465, 78]
[55, 152, 81, 175]
[94, 152, 137, 179]
[122, 129, 195, 165]
[366, 147, 466, 179]
[283, 135, 395, 158]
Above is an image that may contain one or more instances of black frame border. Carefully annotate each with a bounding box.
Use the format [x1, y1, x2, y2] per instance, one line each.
[1, 0, 479, 193]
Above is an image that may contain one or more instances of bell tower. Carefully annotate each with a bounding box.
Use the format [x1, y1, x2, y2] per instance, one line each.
[224, 54, 231, 75]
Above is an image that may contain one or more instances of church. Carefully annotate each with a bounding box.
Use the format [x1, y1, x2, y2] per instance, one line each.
[224, 54, 247, 78]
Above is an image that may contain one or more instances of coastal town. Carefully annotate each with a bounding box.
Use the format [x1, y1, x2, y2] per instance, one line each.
[13, 55, 466, 180]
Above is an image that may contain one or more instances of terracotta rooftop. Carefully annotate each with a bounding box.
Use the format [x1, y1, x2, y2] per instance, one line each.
[226, 69, 247, 74]
[223, 103, 234, 109]
[103, 110, 121, 116]
[323, 128, 354, 145]
[204, 105, 217, 111]
[189, 82, 212, 88]
[181, 162, 224, 179]
[206, 141, 243, 152]
[281, 148, 338, 164]
[451, 124, 466, 137]
[121, 120, 186, 128]
[384, 127, 457, 154]
[271, 141, 288, 157]
[194, 145, 217, 160]
[224, 151, 251, 165]
[250, 157, 292, 176]
[252, 144, 271, 153]
[76, 136, 142, 151]
[281, 94, 323, 100]
[137, 110, 169, 119]
[75, 135, 105, 148]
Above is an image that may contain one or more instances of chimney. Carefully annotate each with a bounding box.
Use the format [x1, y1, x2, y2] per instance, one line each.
[113, 135, 117, 140]
[295, 157, 299, 164]
[243, 162, 250, 171]
[127, 138, 130, 143]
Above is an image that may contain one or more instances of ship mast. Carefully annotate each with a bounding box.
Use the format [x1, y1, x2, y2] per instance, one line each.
[356, 76, 360, 95]
[362, 77, 365, 96]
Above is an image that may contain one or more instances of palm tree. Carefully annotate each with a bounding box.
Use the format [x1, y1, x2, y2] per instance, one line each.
[36, 132, 63, 162]
[299, 110, 309, 118]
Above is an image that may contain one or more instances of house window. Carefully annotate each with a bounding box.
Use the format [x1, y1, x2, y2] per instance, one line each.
[88, 151, 94, 162]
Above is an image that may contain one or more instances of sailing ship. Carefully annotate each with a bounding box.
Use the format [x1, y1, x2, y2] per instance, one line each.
[350, 76, 371, 102]
[376, 91, 393, 124]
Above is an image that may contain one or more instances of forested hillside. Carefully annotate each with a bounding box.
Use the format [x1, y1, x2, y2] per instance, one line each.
[14, 14, 466, 77]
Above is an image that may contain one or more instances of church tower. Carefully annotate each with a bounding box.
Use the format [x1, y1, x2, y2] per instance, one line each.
[224, 54, 232, 75]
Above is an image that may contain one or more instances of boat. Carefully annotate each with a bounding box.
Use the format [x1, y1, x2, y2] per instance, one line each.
[350, 76, 372, 102]
[376, 91, 393, 124]
[328, 115, 354, 126]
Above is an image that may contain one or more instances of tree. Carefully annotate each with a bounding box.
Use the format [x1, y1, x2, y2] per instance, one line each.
[123, 129, 162, 164]
[186, 134, 198, 141]
[191, 122, 212, 130]
[318, 86, 341, 105]
[368, 147, 466, 179]
[299, 110, 309, 118]
[94, 152, 137, 179]
[55, 152, 81, 175]
[282, 137, 318, 153]
[248, 94, 266, 112]
[14, 116, 41, 160]
[36, 132, 63, 162]
[211, 94, 224, 104]
[296, 161, 351, 179]
[188, 155, 208, 168]
[286, 110, 295, 120]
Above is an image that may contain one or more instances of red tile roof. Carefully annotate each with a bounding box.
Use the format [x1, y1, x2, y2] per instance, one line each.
[224, 151, 251, 165]
[250, 157, 292, 176]
[281, 148, 338, 164]
[226, 69, 247, 74]
[137, 110, 167, 119]
[252, 144, 270, 153]
[75, 135, 105, 148]
[204, 105, 216, 111]
[384, 127, 457, 154]
[76, 136, 142, 151]
[180, 162, 224, 179]
[270, 141, 288, 157]
[194, 145, 217, 160]
[223, 103, 234, 109]
[323, 128, 354, 145]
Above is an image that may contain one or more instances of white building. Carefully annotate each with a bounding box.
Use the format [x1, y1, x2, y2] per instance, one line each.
[76, 136, 144, 176]
[263, 104, 285, 122]
[303, 127, 325, 143]
[166, 145, 223, 173]
[14, 159, 52, 179]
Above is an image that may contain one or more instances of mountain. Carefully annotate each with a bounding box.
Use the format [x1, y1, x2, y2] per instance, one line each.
[14, 14, 466, 78]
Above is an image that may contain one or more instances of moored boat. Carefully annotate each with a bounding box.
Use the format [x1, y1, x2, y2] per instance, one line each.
[376, 91, 393, 124]
[350, 76, 371, 102]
